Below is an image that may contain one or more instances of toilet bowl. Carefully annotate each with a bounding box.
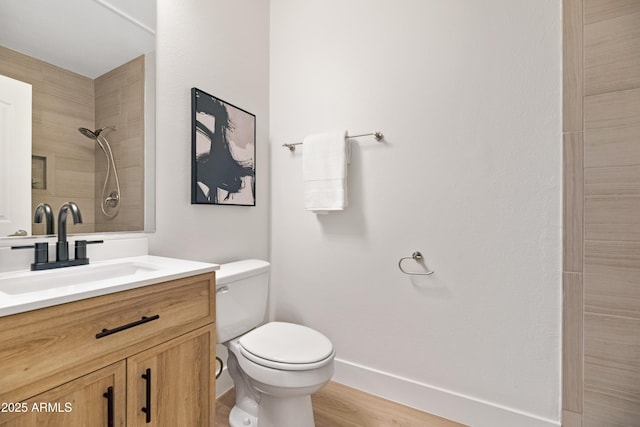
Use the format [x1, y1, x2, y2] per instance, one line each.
[216, 260, 335, 427]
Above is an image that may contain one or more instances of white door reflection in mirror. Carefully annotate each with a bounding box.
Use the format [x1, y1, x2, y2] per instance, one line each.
[0, 74, 31, 237]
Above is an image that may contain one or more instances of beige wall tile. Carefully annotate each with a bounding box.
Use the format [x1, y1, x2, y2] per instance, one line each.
[564, 273, 584, 413]
[584, 388, 640, 427]
[584, 88, 640, 168]
[94, 56, 145, 231]
[584, 0, 640, 24]
[585, 87, 640, 130]
[585, 165, 640, 196]
[584, 10, 640, 95]
[564, 133, 584, 272]
[564, 0, 584, 132]
[584, 240, 640, 318]
[0, 45, 98, 235]
[56, 169, 94, 200]
[586, 272, 640, 320]
[584, 241, 640, 315]
[2, 42, 146, 235]
[585, 166, 640, 241]
[585, 199, 640, 242]
[562, 409, 582, 427]
[585, 240, 640, 278]
[566, 0, 640, 421]
[584, 312, 640, 425]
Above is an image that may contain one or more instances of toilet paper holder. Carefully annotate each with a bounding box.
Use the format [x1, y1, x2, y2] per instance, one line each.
[398, 251, 434, 276]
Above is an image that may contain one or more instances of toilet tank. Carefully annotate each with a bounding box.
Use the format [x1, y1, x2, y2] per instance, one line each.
[215, 259, 270, 343]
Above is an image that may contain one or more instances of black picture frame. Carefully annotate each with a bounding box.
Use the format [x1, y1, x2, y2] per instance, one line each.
[191, 88, 256, 206]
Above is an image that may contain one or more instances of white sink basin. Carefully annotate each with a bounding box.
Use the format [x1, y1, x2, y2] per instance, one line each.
[0, 261, 158, 295]
[0, 255, 218, 317]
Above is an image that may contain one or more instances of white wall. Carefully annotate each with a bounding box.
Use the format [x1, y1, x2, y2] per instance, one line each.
[149, 0, 561, 424]
[269, 1, 562, 426]
[149, 0, 270, 263]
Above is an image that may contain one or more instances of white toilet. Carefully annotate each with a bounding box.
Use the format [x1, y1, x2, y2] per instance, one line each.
[216, 259, 335, 427]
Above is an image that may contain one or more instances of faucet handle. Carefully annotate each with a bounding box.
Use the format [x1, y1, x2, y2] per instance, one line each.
[34, 242, 49, 264]
[10, 242, 49, 266]
[74, 239, 103, 261]
[74, 240, 87, 260]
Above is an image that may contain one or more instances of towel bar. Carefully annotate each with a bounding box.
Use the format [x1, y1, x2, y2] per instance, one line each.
[398, 251, 434, 276]
[283, 131, 383, 151]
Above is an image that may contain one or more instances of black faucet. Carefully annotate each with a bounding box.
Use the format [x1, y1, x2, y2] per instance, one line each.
[11, 202, 103, 270]
[33, 203, 54, 235]
[56, 202, 83, 262]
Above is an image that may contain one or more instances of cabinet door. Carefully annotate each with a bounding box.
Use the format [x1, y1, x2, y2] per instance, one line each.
[0, 361, 126, 427]
[127, 325, 215, 427]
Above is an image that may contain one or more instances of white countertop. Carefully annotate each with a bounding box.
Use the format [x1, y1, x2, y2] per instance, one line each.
[0, 255, 219, 317]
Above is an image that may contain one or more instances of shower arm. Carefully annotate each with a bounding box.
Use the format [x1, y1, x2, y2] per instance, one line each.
[77, 126, 121, 218]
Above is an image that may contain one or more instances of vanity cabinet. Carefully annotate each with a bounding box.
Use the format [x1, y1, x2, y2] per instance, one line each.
[0, 361, 126, 427]
[128, 327, 213, 427]
[0, 272, 216, 427]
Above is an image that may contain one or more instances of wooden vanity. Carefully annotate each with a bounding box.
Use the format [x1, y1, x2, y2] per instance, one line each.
[0, 271, 216, 427]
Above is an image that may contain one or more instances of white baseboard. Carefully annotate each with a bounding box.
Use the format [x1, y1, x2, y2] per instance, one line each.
[332, 358, 560, 427]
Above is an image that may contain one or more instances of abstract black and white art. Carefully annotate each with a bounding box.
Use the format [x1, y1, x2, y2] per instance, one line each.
[191, 88, 256, 206]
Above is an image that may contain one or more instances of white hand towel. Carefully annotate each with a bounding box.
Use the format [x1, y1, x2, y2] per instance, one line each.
[303, 130, 349, 213]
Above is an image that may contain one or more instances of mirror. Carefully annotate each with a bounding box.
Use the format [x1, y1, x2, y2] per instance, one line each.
[0, 0, 156, 238]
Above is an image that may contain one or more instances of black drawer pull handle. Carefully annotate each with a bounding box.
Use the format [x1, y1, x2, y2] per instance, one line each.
[141, 368, 152, 423]
[103, 386, 114, 427]
[95, 315, 160, 339]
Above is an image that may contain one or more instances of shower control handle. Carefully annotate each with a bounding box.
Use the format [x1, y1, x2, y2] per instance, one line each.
[105, 191, 120, 207]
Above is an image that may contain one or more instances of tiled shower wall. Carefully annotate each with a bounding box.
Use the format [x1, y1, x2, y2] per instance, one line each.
[563, 0, 640, 425]
[0, 46, 145, 235]
[94, 55, 145, 232]
[0, 45, 97, 234]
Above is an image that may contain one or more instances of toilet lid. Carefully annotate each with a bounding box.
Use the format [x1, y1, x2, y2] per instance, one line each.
[239, 322, 334, 366]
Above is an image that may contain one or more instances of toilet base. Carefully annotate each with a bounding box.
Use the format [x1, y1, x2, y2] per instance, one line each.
[258, 394, 315, 427]
[224, 336, 330, 427]
[229, 395, 315, 427]
[229, 405, 258, 427]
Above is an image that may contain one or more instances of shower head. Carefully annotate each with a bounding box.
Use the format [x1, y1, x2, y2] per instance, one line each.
[78, 126, 116, 140]
[78, 127, 98, 140]
[78, 126, 116, 161]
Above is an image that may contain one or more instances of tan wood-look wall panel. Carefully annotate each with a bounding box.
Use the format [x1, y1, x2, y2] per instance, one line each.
[584, 240, 640, 318]
[585, 166, 640, 242]
[584, 0, 640, 24]
[562, 409, 583, 427]
[584, 8, 640, 96]
[564, 133, 584, 272]
[0, 45, 97, 233]
[0, 46, 146, 234]
[563, 272, 584, 413]
[564, 0, 584, 132]
[583, 313, 640, 426]
[562, 1, 585, 424]
[576, 1, 640, 424]
[94, 55, 145, 232]
[565, 0, 640, 425]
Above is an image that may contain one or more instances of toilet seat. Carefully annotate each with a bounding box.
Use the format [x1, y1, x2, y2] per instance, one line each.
[239, 322, 334, 371]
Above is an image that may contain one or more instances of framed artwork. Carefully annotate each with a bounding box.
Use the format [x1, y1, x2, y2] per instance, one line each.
[191, 88, 256, 206]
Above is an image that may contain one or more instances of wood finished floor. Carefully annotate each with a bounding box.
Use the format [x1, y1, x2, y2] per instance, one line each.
[215, 381, 467, 427]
